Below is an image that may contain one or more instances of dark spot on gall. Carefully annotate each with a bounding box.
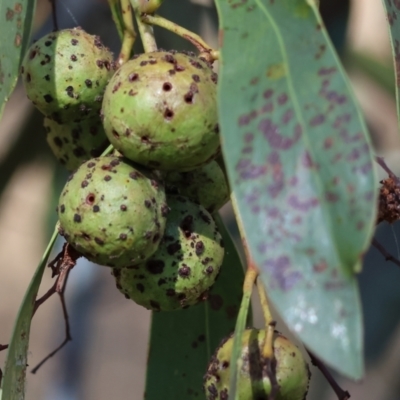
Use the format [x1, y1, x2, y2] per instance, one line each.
[43, 94, 53, 103]
[73, 214, 82, 223]
[86, 194, 96, 205]
[164, 108, 174, 120]
[195, 241, 205, 255]
[184, 93, 193, 103]
[146, 259, 165, 274]
[128, 73, 138, 82]
[178, 265, 191, 277]
[162, 82, 172, 91]
[136, 283, 144, 293]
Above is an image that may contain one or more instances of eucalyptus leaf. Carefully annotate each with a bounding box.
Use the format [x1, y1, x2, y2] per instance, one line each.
[379, 1, 400, 110]
[215, 0, 377, 379]
[0, 0, 36, 122]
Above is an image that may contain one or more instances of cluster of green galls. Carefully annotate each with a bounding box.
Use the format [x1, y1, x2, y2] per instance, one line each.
[21, 24, 310, 400]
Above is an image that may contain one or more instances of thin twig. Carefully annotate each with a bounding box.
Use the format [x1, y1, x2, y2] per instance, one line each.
[0, 344, 8, 351]
[372, 238, 400, 269]
[32, 280, 58, 317]
[375, 156, 396, 178]
[49, 0, 59, 31]
[307, 350, 350, 400]
[31, 270, 72, 374]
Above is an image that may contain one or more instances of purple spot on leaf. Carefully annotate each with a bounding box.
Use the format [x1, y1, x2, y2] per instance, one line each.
[263, 256, 302, 291]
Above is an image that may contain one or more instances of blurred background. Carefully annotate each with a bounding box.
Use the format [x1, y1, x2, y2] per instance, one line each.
[1, 0, 400, 398]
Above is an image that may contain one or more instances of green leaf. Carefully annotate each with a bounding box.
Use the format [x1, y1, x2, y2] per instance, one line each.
[215, 0, 377, 379]
[0, 0, 36, 121]
[381, 0, 400, 121]
[145, 214, 246, 399]
[2, 228, 58, 400]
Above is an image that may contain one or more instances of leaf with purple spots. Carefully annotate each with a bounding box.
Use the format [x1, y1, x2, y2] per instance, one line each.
[0, 0, 35, 121]
[381, 0, 400, 126]
[215, 0, 377, 379]
[145, 214, 248, 399]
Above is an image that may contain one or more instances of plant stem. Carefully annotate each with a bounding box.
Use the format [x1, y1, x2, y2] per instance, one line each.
[141, 14, 219, 62]
[118, 0, 137, 65]
[31, 269, 72, 374]
[256, 276, 276, 359]
[372, 238, 400, 269]
[107, 0, 124, 41]
[130, 0, 157, 52]
[229, 266, 257, 400]
[307, 350, 351, 400]
[49, 0, 59, 31]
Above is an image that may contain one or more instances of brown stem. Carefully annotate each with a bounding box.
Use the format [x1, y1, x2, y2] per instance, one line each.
[0, 344, 8, 351]
[31, 270, 72, 374]
[375, 156, 397, 178]
[49, 0, 59, 31]
[307, 350, 350, 400]
[372, 238, 400, 269]
[32, 280, 57, 317]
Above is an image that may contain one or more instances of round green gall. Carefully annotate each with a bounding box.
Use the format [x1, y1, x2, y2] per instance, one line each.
[113, 195, 225, 310]
[204, 329, 310, 400]
[58, 156, 168, 267]
[44, 117, 109, 171]
[21, 28, 115, 123]
[164, 161, 230, 213]
[137, 0, 164, 13]
[101, 50, 220, 171]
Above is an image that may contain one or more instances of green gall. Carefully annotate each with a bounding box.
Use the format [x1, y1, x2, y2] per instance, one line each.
[204, 329, 310, 400]
[22, 28, 115, 123]
[44, 117, 109, 171]
[102, 50, 220, 171]
[113, 195, 225, 310]
[58, 156, 167, 267]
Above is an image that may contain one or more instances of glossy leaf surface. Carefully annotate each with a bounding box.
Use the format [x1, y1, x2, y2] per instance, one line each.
[145, 214, 246, 399]
[381, 0, 400, 120]
[0, 0, 35, 121]
[215, 0, 377, 379]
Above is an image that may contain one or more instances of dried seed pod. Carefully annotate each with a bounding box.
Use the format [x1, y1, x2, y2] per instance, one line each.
[21, 28, 115, 123]
[113, 195, 225, 310]
[204, 329, 311, 400]
[164, 161, 230, 213]
[44, 117, 109, 171]
[102, 50, 220, 171]
[58, 156, 167, 267]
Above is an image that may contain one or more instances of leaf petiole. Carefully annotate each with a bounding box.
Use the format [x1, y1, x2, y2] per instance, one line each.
[118, 0, 137, 65]
[141, 14, 219, 62]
